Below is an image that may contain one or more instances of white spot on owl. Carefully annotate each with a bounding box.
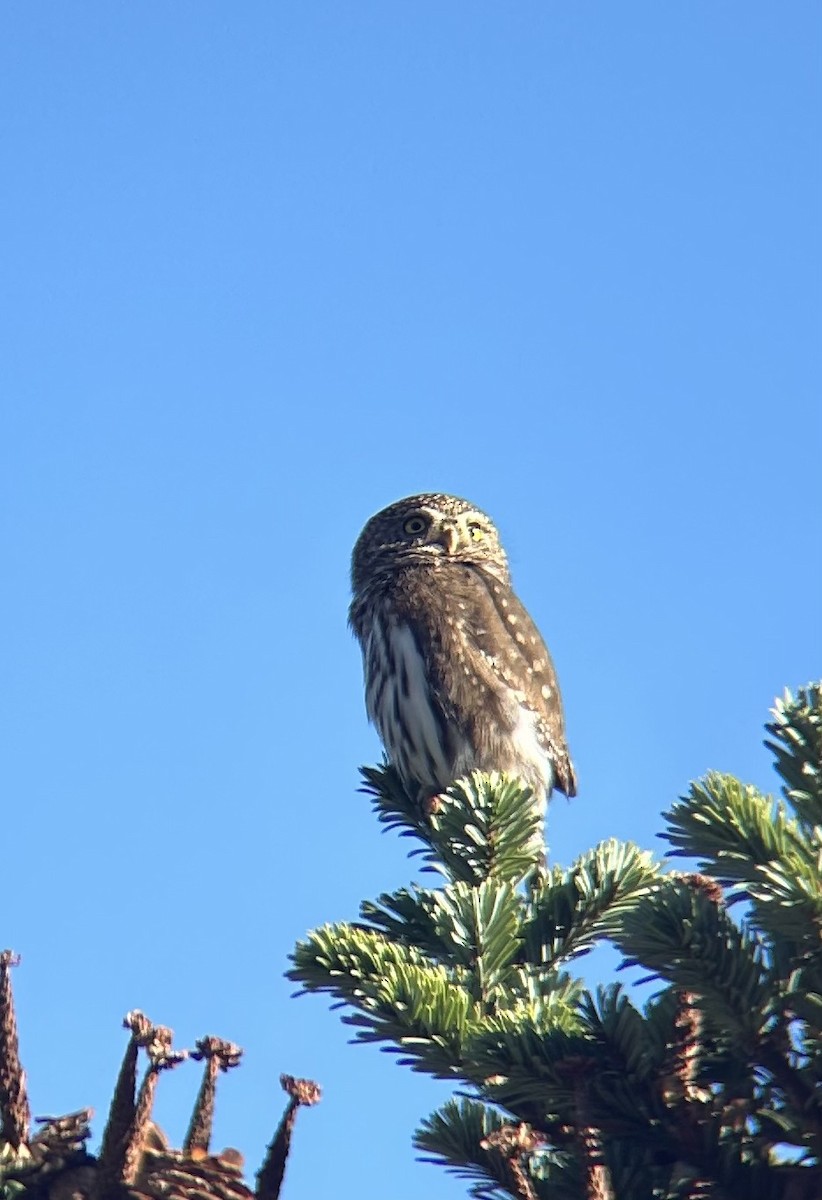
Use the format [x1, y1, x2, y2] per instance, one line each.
[505, 699, 553, 798]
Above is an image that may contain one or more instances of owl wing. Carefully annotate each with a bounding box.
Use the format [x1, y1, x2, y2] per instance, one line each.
[466, 577, 578, 799]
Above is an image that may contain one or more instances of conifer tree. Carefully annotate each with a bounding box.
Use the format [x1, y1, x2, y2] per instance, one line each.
[290, 683, 822, 1200]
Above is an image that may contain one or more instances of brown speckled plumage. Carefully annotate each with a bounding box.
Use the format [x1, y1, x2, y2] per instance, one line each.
[350, 493, 576, 804]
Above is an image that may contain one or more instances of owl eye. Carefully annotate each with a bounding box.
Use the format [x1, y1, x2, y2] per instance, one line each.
[403, 515, 428, 535]
[468, 522, 485, 542]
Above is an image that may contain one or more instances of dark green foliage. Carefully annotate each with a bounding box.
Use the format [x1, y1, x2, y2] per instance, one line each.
[291, 685, 822, 1199]
[617, 876, 773, 1042]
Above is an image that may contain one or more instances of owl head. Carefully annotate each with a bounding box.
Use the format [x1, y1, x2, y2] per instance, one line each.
[351, 493, 510, 594]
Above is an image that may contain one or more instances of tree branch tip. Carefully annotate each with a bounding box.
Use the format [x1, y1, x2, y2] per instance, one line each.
[149, 1047, 188, 1072]
[122, 1010, 154, 1042]
[191, 1036, 243, 1070]
[279, 1075, 321, 1107]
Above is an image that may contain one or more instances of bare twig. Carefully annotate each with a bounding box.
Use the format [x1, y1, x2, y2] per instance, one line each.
[255, 1075, 321, 1200]
[0, 950, 31, 1149]
[94, 1011, 158, 1200]
[184, 1037, 243, 1155]
[481, 1124, 542, 1200]
[122, 1025, 187, 1185]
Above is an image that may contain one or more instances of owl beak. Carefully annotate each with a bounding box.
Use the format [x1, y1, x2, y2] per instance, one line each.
[432, 523, 459, 555]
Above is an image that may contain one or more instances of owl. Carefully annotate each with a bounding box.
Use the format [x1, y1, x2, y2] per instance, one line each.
[349, 493, 576, 806]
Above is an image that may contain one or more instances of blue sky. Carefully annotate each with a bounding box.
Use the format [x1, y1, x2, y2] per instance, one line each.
[2, 4, 820, 1198]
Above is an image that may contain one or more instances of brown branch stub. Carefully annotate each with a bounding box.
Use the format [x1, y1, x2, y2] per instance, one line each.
[255, 1077, 321, 1200]
[0, 949, 31, 1150]
[94, 1011, 153, 1200]
[679, 873, 724, 906]
[95, 1013, 183, 1200]
[184, 1037, 243, 1156]
[122, 1025, 187, 1185]
[555, 1059, 614, 1200]
[31, 1107, 94, 1158]
[216, 1148, 245, 1171]
[135, 1149, 251, 1200]
[663, 989, 708, 1108]
[481, 1124, 542, 1200]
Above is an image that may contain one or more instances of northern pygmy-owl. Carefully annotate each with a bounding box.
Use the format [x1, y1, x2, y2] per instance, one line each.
[349, 493, 577, 805]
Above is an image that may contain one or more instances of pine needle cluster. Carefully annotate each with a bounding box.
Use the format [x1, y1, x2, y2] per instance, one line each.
[290, 683, 822, 1200]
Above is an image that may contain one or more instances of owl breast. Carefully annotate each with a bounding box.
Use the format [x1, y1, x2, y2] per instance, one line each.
[361, 598, 555, 802]
[363, 618, 462, 792]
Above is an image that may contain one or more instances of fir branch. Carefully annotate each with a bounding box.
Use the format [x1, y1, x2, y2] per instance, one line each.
[360, 886, 446, 953]
[361, 879, 526, 999]
[361, 766, 544, 885]
[494, 968, 585, 1015]
[664, 774, 822, 970]
[473, 975, 584, 1054]
[664, 773, 809, 889]
[521, 842, 659, 969]
[749, 846, 822, 952]
[466, 1021, 593, 1122]
[580, 985, 668, 1092]
[614, 874, 772, 1045]
[289, 925, 479, 1076]
[765, 685, 822, 829]
[427, 881, 524, 1006]
[510, 987, 677, 1146]
[416, 1098, 579, 1200]
[290, 921, 437, 995]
